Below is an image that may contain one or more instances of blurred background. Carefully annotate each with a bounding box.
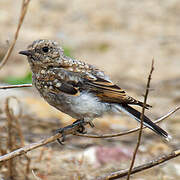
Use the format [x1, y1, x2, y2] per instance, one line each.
[0, 0, 180, 179]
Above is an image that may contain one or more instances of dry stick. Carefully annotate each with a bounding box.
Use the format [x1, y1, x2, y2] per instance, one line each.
[0, 122, 85, 163]
[74, 106, 180, 139]
[6, 97, 31, 177]
[98, 149, 180, 180]
[7, 97, 25, 146]
[23, 154, 31, 178]
[0, 134, 62, 163]
[0, 0, 30, 70]
[0, 107, 179, 164]
[5, 97, 15, 177]
[127, 60, 154, 180]
[0, 84, 32, 90]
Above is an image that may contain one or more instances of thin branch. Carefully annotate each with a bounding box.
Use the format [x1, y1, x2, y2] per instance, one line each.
[0, 0, 30, 70]
[74, 106, 180, 138]
[0, 106, 179, 163]
[0, 134, 61, 163]
[98, 149, 180, 180]
[5, 97, 15, 176]
[127, 60, 154, 180]
[7, 97, 25, 146]
[0, 84, 32, 90]
[0, 122, 86, 163]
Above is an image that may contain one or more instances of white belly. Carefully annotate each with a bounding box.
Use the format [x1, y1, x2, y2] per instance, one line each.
[47, 91, 111, 121]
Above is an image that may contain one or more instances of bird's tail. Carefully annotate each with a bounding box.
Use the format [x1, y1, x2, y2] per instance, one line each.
[114, 104, 171, 141]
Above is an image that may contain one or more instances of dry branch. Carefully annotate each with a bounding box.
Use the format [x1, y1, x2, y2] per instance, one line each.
[0, 122, 86, 163]
[2, 96, 31, 177]
[0, 106, 179, 163]
[5, 97, 15, 177]
[0, 134, 62, 163]
[0, 84, 32, 90]
[75, 106, 180, 139]
[98, 149, 180, 180]
[127, 60, 154, 180]
[0, 0, 30, 70]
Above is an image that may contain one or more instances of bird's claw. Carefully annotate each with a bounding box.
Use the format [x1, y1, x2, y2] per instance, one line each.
[72, 119, 86, 133]
[55, 119, 87, 145]
[88, 121, 95, 128]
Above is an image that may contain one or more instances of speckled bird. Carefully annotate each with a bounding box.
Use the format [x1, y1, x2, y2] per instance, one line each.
[19, 39, 171, 141]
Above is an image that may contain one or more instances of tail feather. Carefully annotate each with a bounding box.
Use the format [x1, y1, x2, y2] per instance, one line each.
[114, 104, 171, 141]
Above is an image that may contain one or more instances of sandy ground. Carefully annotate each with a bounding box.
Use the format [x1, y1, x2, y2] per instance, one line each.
[0, 0, 180, 179]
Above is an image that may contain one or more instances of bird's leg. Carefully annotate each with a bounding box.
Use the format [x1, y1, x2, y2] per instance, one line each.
[88, 121, 95, 128]
[72, 119, 87, 134]
[73, 119, 95, 129]
[55, 119, 87, 145]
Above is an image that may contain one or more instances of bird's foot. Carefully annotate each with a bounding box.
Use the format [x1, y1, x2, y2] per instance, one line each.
[72, 119, 87, 134]
[55, 119, 87, 145]
[88, 121, 95, 128]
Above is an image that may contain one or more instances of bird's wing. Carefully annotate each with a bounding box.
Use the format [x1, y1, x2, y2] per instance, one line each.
[84, 76, 150, 107]
[49, 67, 150, 108]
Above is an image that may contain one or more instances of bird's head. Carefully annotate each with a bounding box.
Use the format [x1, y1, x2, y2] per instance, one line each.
[19, 39, 64, 70]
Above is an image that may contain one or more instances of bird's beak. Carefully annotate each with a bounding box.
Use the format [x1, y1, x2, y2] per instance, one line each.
[19, 50, 32, 56]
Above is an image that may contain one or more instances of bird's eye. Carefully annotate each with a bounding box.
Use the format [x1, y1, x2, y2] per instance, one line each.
[42, 46, 49, 53]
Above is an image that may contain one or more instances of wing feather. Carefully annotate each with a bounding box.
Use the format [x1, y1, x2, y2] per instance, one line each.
[51, 67, 151, 108]
[85, 77, 151, 108]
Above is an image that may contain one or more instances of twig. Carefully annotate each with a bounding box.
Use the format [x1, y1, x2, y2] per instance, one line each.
[5, 97, 15, 177]
[0, 122, 85, 163]
[0, 0, 30, 70]
[127, 60, 154, 180]
[0, 84, 32, 90]
[24, 154, 31, 178]
[74, 106, 180, 138]
[0, 106, 179, 164]
[98, 149, 180, 180]
[8, 97, 25, 146]
[0, 134, 62, 163]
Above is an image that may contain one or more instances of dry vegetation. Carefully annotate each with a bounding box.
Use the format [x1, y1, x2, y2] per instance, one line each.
[0, 0, 180, 179]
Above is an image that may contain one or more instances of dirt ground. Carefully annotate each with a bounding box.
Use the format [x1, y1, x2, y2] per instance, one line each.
[0, 0, 180, 179]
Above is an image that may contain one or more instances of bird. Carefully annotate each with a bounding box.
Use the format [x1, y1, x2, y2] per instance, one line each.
[19, 39, 171, 141]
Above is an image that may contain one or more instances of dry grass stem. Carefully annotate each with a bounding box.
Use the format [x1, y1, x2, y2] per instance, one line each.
[5, 98, 15, 177]
[0, 0, 30, 70]
[98, 149, 180, 180]
[127, 60, 154, 180]
[0, 120, 87, 163]
[74, 106, 179, 139]
[0, 84, 32, 90]
[0, 105, 179, 164]
[8, 97, 25, 146]
[0, 134, 61, 163]
[1, 97, 31, 178]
